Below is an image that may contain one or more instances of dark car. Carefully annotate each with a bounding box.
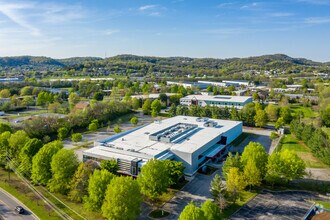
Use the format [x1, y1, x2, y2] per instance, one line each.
[15, 206, 24, 214]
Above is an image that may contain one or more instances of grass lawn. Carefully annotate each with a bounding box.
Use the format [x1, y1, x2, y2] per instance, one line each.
[280, 134, 329, 169]
[221, 190, 258, 218]
[154, 188, 179, 207]
[290, 104, 318, 118]
[313, 200, 330, 209]
[0, 168, 60, 220]
[35, 186, 103, 220]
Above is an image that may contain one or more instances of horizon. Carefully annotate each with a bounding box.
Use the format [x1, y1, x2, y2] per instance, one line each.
[1, 53, 329, 63]
[0, 0, 330, 62]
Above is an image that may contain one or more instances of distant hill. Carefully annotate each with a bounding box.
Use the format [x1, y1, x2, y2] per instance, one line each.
[0, 54, 328, 76]
[0, 56, 64, 68]
[0, 56, 102, 69]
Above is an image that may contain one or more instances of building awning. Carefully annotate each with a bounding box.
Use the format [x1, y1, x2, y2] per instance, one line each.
[205, 145, 226, 158]
[157, 152, 174, 160]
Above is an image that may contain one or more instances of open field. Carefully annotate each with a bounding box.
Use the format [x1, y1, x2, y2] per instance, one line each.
[290, 104, 318, 118]
[279, 134, 329, 169]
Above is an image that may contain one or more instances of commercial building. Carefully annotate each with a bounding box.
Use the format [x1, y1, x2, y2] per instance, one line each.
[222, 80, 251, 87]
[167, 81, 209, 89]
[83, 116, 242, 176]
[180, 94, 252, 109]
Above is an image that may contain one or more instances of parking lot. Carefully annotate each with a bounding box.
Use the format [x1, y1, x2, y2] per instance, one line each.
[160, 169, 222, 220]
[230, 190, 323, 220]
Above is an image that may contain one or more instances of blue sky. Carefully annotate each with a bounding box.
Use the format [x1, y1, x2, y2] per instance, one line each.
[0, 0, 330, 61]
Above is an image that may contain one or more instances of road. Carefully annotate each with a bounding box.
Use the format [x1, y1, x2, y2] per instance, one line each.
[0, 188, 38, 220]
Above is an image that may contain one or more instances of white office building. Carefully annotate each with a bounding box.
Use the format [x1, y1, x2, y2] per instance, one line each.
[180, 95, 252, 109]
[83, 116, 242, 176]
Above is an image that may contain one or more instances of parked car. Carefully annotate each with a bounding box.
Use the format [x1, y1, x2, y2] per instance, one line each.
[15, 206, 24, 214]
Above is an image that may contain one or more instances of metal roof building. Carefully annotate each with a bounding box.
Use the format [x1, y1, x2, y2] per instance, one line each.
[180, 94, 252, 109]
[83, 116, 242, 176]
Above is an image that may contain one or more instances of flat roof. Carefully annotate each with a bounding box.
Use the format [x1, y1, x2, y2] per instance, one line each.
[87, 116, 242, 160]
[180, 95, 252, 103]
[131, 93, 177, 99]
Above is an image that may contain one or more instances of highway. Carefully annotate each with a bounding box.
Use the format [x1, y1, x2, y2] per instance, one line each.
[0, 188, 38, 220]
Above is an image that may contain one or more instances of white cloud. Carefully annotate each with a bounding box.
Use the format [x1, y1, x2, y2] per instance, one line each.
[240, 2, 259, 10]
[270, 12, 295, 17]
[105, 29, 120, 36]
[305, 17, 330, 24]
[138, 4, 165, 16]
[139, 5, 157, 11]
[0, 1, 41, 36]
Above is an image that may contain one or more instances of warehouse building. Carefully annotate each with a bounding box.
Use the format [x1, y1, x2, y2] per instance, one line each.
[180, 94, 252, 109]
[83, 116, 242, 176]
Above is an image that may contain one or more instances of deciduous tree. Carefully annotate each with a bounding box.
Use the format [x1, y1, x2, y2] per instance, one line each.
[201, 200, 221, 220]
[101, 176, 142, 220]
[84, 169, 115, 211]
[138, 159, 170, 201]
[69, 161, 99, 202]
[31, 140, 63, 185]
[179, 202, 206, 220]
[48, 149, 79, 194]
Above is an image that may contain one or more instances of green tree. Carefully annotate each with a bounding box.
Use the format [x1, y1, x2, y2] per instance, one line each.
[93, 92, 104, 101]
[222, 152, 242, 180]
[113, 125, 122, 133]
[17, 138, 43, 177]
[20, 86, 33, 96]
[101, 176, 142, 220]
[163, 160, 185, 186]
[138, 159, 170, 201]
[275, 117, 285, 129]
[100, 160, 119, 174]
[8, 130, 30, 160]
[88, 120, 98, 132]
[254, 109, 267, 127]
[31, 140, 63, 185]
[151, 99, 162, 117]
[240, 142, 268, 177]
[142, 99, 152, 115]
[68, 92, 80, 108]
[243, 159, 261, 189]
[130, 117, 139, 126]
[69, 161, 99, 202]
[210, 174, 227, 212]
[48, 149, 79, 194]
[0, 131, 11, 165]
[280, 149, 306, 182]
[179, 202, 206, 220]
[321, 104, 330, 127]
[0, 123, 12, 134]
[226, 167, 246, 203]
[265, 104, 278, 122]
[168, 103, 177, 117]
[201, 200, 221, 220]
[22, 96, 35, 106]
[266, 149, 306, 185]
[270, 131, 279, 140]
[71, 133, 82, 142]
[252, 92, 259, 101]
[279, 106, 292, 124]
[84, 169, 115, 211]
[0, 89, 11, 98]
[132, 98, 140, 110]
[57, 127, 69, 140]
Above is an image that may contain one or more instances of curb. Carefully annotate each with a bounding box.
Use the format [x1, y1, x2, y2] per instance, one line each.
[0, 187, 40, 220]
